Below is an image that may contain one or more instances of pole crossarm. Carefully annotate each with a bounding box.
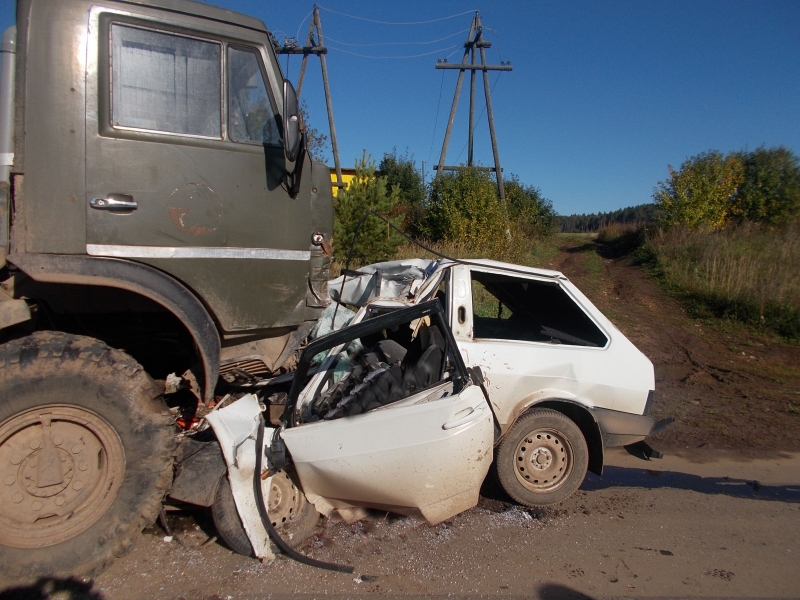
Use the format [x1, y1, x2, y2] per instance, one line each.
[435, 63, 512, 71]
[277, 46, 328, 55]
[433, 165, 503, 172]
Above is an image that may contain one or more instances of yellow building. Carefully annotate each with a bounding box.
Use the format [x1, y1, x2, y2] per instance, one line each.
[330, 168, 356, 197]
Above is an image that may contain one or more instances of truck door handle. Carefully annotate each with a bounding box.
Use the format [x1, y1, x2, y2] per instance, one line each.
[443, 404, 485, 430]
[90, 194, 137, 211]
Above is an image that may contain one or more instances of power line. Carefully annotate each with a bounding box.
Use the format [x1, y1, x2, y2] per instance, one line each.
[427, 69, 447, 167]
[325, 43, 462, 60]
[295, 9, 314, 41]
[317, 5, 479, 26]
[323, 29, 471, 47]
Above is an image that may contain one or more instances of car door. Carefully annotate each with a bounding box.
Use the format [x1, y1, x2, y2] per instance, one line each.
[84, 6, 312, 332]
[279, 301, 494, 524]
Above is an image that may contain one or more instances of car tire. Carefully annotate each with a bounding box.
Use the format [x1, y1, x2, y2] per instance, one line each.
[0, 332, 175, 579]
[212, 469, 320, 556]
[496, 408, 588, 507]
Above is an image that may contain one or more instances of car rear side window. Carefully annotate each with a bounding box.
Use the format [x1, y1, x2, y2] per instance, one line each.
[471, 271, 608, 347]
[111, 24, 221, 138]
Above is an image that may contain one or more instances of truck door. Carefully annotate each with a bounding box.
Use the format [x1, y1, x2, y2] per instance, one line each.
[84, 8, 312, 332]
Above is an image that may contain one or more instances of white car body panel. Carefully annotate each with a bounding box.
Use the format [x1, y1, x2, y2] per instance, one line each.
[448, 264, 655, 424]
[282, 383, 493, 524]
[206, 393, 276, 561]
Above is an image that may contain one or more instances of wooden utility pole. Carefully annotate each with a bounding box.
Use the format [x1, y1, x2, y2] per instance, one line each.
[277, 5, 343, 190]
[434, 13, 512, 210]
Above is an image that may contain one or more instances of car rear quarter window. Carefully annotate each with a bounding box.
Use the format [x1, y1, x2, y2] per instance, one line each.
[111, 25, 221, 137]
[471, 271, 608, 347]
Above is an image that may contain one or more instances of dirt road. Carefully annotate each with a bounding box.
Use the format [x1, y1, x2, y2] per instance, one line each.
[4, 449, 796, 599]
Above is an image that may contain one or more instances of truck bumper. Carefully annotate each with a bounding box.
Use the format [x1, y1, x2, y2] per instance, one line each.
[590, 406, 673, 448]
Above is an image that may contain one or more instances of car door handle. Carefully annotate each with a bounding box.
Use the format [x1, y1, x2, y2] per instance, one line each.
[90, 194, 137, 211]
[442, 404, 485, 430]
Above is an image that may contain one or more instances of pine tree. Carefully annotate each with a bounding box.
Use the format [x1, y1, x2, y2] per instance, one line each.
[333, 152, 403, 266]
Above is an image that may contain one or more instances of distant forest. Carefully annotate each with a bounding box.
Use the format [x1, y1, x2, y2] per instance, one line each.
[557, 203, 659, 232]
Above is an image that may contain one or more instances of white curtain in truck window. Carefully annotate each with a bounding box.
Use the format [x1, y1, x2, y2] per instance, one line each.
[111, 24, 221, 137]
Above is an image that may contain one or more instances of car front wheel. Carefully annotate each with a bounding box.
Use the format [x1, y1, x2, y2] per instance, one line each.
[496, 408, 588, 506]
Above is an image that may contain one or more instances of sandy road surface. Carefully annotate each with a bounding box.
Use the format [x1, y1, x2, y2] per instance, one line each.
[3, 449, 796, 600]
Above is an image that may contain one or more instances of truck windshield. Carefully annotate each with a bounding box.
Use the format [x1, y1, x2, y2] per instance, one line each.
[228, 46, 280, 145]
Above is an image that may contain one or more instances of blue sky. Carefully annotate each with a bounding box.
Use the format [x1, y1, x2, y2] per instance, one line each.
[1, 0, 798, 215]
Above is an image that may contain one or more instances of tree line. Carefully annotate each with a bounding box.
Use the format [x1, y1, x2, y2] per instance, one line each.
[654, 146, 800, 230]
[333, 149, 557, 266]
[330, 144, 800, 266]
[557, 204, 659, 233]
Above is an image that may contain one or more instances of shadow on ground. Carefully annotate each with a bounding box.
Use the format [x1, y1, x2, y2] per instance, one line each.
[0, 577, 104, 600]
[581, 466, 799, 503]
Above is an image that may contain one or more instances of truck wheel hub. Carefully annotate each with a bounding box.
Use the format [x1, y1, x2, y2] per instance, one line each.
[0, 405, 125, 548]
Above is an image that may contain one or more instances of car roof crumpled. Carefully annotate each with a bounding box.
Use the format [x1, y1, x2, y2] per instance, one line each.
[328, 258, 448, 307]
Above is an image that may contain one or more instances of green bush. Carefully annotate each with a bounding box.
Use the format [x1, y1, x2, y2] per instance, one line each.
[423, 167, 510, 255]
[654, 151, 743, 230]
[732, 146, 800, 226]
[504, 175, 556, 237]
[377, 149, 427, 237]
[653, 146, 800, 231]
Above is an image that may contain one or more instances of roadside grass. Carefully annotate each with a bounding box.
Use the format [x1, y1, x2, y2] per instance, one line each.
[595, 222, 800, 342]
[639, 223, 800, 341]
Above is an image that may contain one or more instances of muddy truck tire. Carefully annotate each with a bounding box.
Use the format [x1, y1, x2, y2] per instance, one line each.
[212, 469, 320, 556]
[0, 332, 175, 579]
[496, 408, 589, 507]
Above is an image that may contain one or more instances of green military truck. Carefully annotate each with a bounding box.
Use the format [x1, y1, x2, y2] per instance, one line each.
[0, 0, 333, 578]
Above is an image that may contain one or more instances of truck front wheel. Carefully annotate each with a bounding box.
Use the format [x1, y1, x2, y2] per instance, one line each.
[0, 332, 175, 579]
[495, 408, 588, 507]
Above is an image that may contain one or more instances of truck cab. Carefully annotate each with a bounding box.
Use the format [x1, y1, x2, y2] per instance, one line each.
[0, 0, 332, 579]
[1, 0, 334, 395]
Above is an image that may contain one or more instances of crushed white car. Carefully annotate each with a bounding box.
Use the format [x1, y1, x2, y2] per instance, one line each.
[327, 258, 671, 507]
[186, 257, 669, 564]
[205, 300, 495, 563]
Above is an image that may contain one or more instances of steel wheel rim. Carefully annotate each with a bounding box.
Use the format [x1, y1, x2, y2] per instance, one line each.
[263, 470, 305, 530]
[513, 427, 574, 494]
[0, 405, 125, 548]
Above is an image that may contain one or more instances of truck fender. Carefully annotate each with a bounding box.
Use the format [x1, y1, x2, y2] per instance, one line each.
[7, 252, 220, 401]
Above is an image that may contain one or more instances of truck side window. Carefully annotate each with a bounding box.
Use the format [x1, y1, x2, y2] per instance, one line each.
[111, 25, 221, 137]
[227, 47, 280, 145]
[471, 271, 608, 347]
